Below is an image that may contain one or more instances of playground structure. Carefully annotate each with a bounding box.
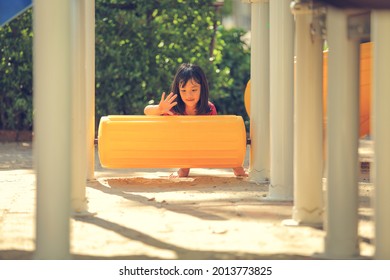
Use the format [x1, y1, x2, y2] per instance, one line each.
[245, 41, 373, 138]
[3, 0, 389, 259]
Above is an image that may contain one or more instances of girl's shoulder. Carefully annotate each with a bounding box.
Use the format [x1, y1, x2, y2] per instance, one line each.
[208, 101, 217, 115]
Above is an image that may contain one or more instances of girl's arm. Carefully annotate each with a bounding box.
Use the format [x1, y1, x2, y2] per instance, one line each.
[144, 92, 177, 115]
[144, 105, 164, 115]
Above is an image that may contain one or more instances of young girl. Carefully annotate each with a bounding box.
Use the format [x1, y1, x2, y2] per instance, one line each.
[144, 63, 248, 178]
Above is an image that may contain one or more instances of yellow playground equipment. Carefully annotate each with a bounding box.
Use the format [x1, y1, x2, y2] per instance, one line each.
[99, 42, 372, 169]
[245, 42, 372, 138]
[98, 115, 247, 168]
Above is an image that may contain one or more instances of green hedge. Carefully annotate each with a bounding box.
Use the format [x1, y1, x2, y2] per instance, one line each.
[0, 0, 250, 132]
[0, 9, 33, 130]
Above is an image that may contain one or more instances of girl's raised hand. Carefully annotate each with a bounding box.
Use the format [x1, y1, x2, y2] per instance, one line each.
[158, 92, 177, 115]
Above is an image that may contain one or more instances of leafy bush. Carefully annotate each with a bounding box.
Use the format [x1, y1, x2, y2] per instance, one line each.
[212, 27, 250, 122]
[0, 0, 250, 131]
[95, 0, 250, 127]
[0, 9, 33, 130]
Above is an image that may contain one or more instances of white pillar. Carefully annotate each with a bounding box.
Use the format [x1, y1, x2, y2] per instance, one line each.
[372, 10, 390, 260]
[291, 2, 324, 225]
[325, 7, 360, 258]
[268, 0, 294, 200]
[33, 0, 72, 259]
[71, 0, 88, 213]
[86, 0, 96, 181]
[248, 0, 270, 183]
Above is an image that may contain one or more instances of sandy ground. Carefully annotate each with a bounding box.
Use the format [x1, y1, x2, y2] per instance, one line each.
[0, 141, 374, 260]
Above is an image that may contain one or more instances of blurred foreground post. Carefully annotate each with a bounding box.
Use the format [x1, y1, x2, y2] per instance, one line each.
[325, 7, 360, 258]
[33, 0, 72, 259]
[372, 9, 390, 260]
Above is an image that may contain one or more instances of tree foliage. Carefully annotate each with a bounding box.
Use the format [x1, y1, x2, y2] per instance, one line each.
[0, 0, 250, 131]
[0, 9, 33, 130]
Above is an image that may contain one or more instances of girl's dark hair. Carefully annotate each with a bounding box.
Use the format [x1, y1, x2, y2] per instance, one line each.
[170, 63, 211, 115]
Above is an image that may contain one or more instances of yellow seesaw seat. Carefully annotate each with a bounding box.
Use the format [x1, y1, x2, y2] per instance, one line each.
[98, 115, 247, 168]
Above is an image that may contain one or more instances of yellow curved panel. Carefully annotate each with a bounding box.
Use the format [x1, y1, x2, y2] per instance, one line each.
[244, 80, 251, 116]
[98, 115, 247, 168]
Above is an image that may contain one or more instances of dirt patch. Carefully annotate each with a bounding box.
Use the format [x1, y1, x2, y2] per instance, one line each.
[0, 142, 375, 260]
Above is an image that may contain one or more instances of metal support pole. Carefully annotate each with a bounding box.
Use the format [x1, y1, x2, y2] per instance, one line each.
[86, 0, 96, 181]
[71, 0, 88, 213]
[34, 0, 72, 259]
[325, 7, 360, 258]
[372, 10, 390, 260]
[290, 1, 324, 226]
[268, 0, 294, 200]
[248, 0, 270, 183]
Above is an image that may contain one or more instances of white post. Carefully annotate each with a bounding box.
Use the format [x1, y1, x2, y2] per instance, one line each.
[86, 0, 96, 181]
[268, 0, 294, 200]
[71, 0, 88, 213]
[372, 10, 390, 260]
[248, 0, 270, 183]
[33, 0, 72, 259]
[290, 2, 324, 225]
[325, 7, 360, 258]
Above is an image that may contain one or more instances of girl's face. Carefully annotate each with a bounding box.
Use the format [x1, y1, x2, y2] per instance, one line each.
[179, 79, 201, 108]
